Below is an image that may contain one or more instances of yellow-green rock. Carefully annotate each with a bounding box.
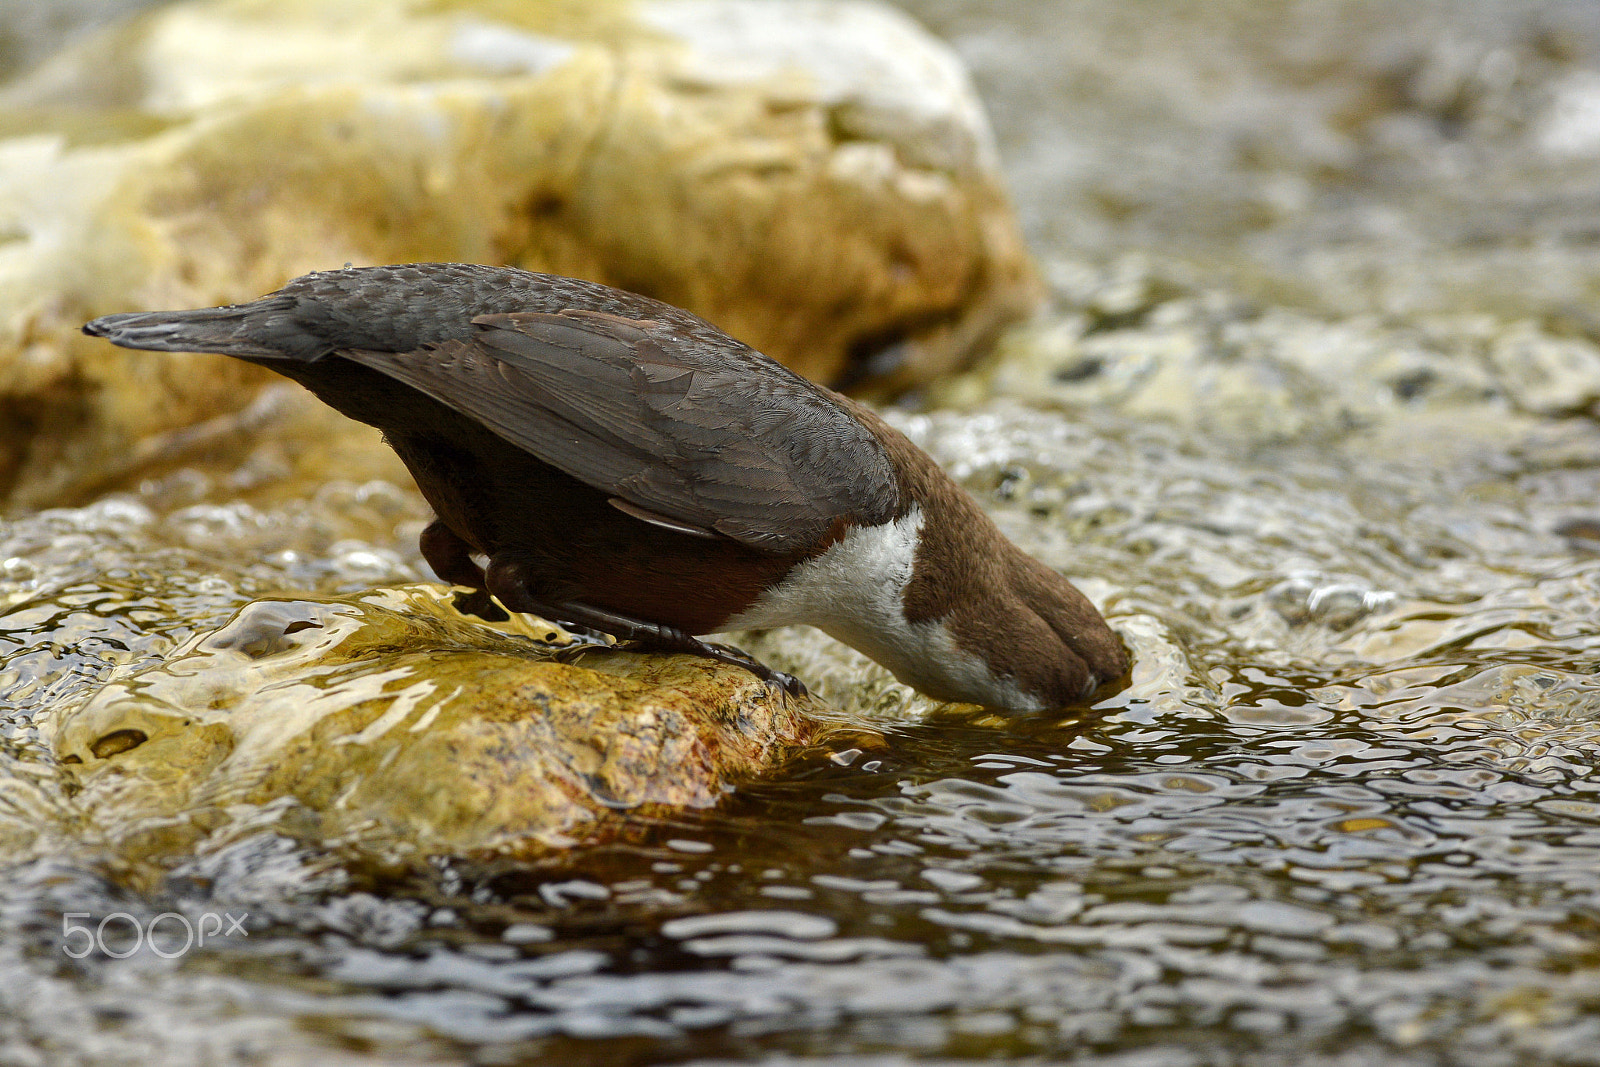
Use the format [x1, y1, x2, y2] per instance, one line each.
[50, 586, 826, 860]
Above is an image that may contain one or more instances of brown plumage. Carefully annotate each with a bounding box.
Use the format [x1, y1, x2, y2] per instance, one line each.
[84, 263, 1128, 711]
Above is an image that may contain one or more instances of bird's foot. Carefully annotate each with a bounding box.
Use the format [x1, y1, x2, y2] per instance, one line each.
[768, 670, 809, 700]
[482, 560, 810, 699]
[698, 641, 809, 699]
[547, 639, 609, 666]
[616, 637, 807, 698]
[449, 588, 509, 623]
[420, 521, 511, 622]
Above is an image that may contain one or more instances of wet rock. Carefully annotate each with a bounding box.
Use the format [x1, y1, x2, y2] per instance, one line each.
[49, 587, 826, 860]
[1486, 321, 1600, 416]
[0, 0, 1038, 509]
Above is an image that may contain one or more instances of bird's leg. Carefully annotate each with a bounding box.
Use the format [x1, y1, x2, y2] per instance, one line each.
[418, 519, 509, 622]
[484, 557, 807, 698]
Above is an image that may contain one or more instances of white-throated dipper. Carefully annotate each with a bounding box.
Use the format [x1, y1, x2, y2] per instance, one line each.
[83, 263, 1128, 712]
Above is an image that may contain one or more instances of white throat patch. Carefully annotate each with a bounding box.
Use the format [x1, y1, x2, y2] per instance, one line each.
[722, 507, 1042, 712]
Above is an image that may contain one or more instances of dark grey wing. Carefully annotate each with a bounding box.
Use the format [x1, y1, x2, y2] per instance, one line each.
[337, 309, 900, 555]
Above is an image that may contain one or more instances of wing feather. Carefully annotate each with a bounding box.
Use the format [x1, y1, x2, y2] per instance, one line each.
[338, 309, 898, 554]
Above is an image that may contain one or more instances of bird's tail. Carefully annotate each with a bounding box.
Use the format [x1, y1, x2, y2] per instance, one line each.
[82, 305, 287, 359]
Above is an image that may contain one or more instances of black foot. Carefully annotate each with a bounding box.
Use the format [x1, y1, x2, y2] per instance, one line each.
[769, 670, 809, 699]
[698, 640, 808, 698]
[618, 638, 808, 698]
[484, 558, 808, 698]
[450, 588, 509, 623]
[419, 520, 509, 621]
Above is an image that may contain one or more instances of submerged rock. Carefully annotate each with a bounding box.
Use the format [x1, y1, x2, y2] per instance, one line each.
[0, 0, 1037, 509]
[48, 587, 826, 860]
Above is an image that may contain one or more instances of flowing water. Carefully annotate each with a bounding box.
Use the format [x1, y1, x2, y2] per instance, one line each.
[5, 1, 1600, 1065]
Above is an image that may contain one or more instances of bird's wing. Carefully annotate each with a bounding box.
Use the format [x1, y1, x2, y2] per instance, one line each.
[338, 309, 899, 555]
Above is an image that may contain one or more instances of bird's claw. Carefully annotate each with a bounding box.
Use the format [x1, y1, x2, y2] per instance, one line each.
[766, 669, 809, 700]
[564, 634, 807, 698]
[450, 588, 510, 623]
[702, 642, 808, 699]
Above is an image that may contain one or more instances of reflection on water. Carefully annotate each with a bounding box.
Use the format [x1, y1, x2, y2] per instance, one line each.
[7, 0, 1600, 1065]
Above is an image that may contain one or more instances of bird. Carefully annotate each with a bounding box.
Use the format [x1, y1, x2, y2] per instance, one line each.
[83, 263, 1128, 713]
